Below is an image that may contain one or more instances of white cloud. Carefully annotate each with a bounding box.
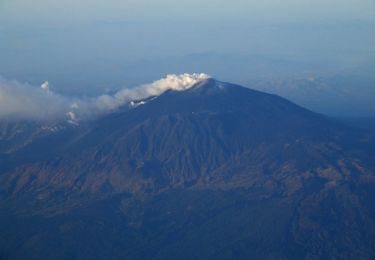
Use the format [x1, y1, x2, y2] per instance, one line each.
[0, 73, 210, 122]
[0, 77, 71, 121]
[40, 81, 51, 93]
[93, 73, 209, 110]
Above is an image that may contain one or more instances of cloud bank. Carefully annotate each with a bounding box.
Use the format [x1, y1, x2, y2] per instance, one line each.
[0, 73, 210, 122]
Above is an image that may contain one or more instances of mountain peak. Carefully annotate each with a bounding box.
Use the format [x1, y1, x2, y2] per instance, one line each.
[187, 78, 228, 93]
[2, 76, 375, 260]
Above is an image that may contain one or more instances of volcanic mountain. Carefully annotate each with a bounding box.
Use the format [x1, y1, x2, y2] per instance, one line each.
[1, 78, 375, 259]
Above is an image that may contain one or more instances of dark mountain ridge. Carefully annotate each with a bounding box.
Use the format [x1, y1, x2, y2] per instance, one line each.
[1, 79, 375, 259]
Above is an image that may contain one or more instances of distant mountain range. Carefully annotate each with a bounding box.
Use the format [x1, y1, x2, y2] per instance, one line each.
[1, 79, 375, 259]
[247, 72, 375, 117]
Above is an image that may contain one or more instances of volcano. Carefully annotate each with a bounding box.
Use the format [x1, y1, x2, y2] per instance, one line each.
[1, 78, 375, 259]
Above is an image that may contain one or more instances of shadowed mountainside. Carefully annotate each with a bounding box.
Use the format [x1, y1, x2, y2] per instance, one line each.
[1, 79, 375, 259]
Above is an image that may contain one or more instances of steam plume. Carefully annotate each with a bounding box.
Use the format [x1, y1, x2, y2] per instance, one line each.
[0, 73, 210, 122]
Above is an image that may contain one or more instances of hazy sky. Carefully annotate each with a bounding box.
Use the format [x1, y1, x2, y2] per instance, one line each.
[0, 0, 374, 92]
[1, 0, 375, 24]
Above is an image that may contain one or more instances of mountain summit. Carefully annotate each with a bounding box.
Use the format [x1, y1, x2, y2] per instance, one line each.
[1, 78, 375, 259]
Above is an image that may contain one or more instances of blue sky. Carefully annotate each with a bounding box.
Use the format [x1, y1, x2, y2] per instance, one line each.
[0, 0, 374, 92]
[1, 0, 375, 24]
